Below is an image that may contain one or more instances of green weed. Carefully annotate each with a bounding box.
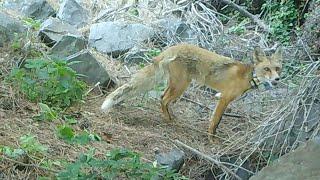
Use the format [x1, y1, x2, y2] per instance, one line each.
[0, 134, 47, 159]
[261, 0, 298, 44]
[145, 48, 161, 58]
[8, 58, 87, 109]
[19, 134, 48, 155]
[57, 148, 187, 179]
[22, 17, 41, 30]
[57, 125, 101, 145]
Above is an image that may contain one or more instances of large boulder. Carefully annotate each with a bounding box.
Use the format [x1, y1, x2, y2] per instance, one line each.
[57, 0, 89, 28]
[38, 17, 82, 47]
[250, 137, 320, 180]
[0, 11, 26, 46]
[3, 0, 55, 21]
[66, 50, 111, 86]
[89, 21, 154, 56]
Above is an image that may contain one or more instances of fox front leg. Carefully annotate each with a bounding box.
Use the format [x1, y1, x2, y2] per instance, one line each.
[208, 96, 233, 142]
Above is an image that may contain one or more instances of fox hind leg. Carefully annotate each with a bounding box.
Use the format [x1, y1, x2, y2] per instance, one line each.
[161, 76, 190, 122]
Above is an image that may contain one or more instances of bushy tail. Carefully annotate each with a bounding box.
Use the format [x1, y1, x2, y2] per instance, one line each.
[101, 57, 168, 112]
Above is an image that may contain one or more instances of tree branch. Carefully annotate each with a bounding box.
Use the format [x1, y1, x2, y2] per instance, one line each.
[220, 0, 270, 32]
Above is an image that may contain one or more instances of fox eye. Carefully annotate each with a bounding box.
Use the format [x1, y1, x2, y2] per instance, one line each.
[264, 67, 271, 72]
[275, 67, 280, 72]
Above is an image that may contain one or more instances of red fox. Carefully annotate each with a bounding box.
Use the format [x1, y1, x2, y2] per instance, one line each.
[101, 44, 282, 141]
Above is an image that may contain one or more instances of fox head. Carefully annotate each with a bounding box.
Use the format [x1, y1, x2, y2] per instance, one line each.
[253, 47, 283, 87]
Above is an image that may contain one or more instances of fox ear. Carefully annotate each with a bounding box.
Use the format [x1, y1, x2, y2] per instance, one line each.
[253, 47, 266, 63]
[272, 46, 283, 62]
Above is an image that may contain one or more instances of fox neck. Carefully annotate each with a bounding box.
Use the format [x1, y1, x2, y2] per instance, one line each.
[250, 70, 260, 88]
[244, 64, 260, 89]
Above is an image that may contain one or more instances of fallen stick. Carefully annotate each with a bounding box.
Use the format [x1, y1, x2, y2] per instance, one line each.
[174, 140, 241, 180]
[181, 97, 244, 118]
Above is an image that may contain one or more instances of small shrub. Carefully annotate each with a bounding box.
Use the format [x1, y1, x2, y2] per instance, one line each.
[22, 17, 41, 31]
[8, 58, 86, 109]
[57, 148, 186, 180]
[1, 134, 47, 159]
[261, 0, 298, 44]
[19, 134, 48, 155]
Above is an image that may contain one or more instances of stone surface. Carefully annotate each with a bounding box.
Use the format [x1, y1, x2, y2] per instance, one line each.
[21, 0, 55, 20]
[0, 11, 26, 46]
[57, 0, 89, 28]
[155, 148, 185, 172]
[155, 17, 197, 45]
[3, 0, 22, 9]
[297, 1, 320, 60]
[250, 137, 320, 180]
[89, 21, 154, 56]
[3, 0, 55, 20]
[38, 17, 82, 47]
[50, 35, 87, 58]
[66, 50, 111, 86]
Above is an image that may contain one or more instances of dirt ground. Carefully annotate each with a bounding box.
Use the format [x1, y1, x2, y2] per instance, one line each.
[0, 47, 291, 179]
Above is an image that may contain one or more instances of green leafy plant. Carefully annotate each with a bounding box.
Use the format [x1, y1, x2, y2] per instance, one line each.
[227, 18, 250, 35]
[8, 58, 86, 109]
[57, 148, 186, 180]
[22, 17, 41, 30]
[145, 48, 161, 58]
[261, 0, 298, 44]
[19, 134, 48, 155]
[0, 134, 47, 159]
[63, 115, 78, 125]
[34, 103, 58, 121]
[0, 146, 25, 159]
[11, 33, 22, 51]
[128, 7, 139, 16]
[57, 125, 101, 145]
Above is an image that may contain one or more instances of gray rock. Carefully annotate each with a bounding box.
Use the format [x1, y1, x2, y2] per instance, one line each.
[3, 0, 21, 9]
[250, 137, 320, 180]
[156, 18, 197, 45]
[57, 0, 89, 28]
[21, 0, 56, 20]
[66, 50, 111, 86]
[3, 0, 55, 20]
[123, 48, 150, 65]
[0, 11, 26, 46]
[89, 21, 154, 56]
[155, 148, 185, 172]
[51, 35, 87, 58]
[38, 17, 82, 47]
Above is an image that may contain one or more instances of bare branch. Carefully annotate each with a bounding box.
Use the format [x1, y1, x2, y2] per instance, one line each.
[174, 139, 242, 180]
[220, 0, 270, 32]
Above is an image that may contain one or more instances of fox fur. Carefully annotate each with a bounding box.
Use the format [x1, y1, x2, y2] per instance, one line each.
[101, 43, 282, 140]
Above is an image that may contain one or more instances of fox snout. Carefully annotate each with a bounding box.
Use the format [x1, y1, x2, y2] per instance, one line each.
[271, 77, 280, 86]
